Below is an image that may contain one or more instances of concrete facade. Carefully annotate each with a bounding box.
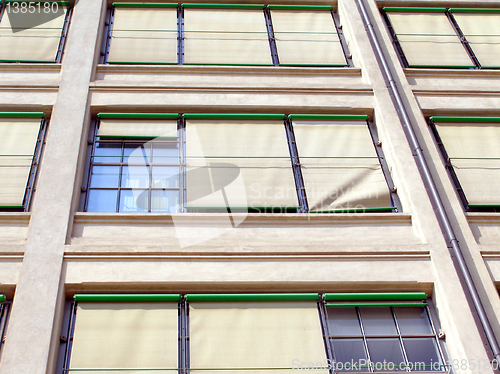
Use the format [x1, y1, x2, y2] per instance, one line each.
[0, 0, 499, 373]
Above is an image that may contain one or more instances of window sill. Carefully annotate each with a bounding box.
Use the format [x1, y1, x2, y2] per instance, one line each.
[0, 212, 30, 223]
[73, 211, 411, 226]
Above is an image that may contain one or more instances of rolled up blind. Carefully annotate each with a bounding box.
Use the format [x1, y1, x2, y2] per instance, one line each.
[108, 6, 178, 64]
[433, 119, 500, 206]
[385, 10, 473, 68]
[0, 4, 67, 62]
[0, 118, 41, 206]
[185, 119, 298, 209]
[183, 7, 272, 65]
[189, 301, 328, 374]
[292, 120, 391, 212]
[270, 8, 346, 66]
[98, 119, 178, 138]
[451, 12, 500, 68]
[69, 302, 179, 372]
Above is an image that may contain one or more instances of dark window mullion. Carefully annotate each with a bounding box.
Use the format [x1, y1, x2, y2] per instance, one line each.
[104, 7, 116, 64]
[381, 11, 409, 68]
[366, 120, 402, 212]
[84, 122, 101, 212]
[425, 304, 448, 372]
[357, 307, 374, 373]
[179, 7, 184, 65]
[391, 307, 411, 372]
[285, 119, 308, 212]
[179, 117, 187, 213]
[446, 11, 481, 69]
[100, 8, 113, 64]
[56, 6, 72, 63]
[331, 10, 352, 67]
[184, 299, 190, 374]
[264, 7, 279, 66]
[24, 118, 47, 211]
[117, 142, 125, 212]
[318, 300, 335, 374]
[61, 301, 77, 374]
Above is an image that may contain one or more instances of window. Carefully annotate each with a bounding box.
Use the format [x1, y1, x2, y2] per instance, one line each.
[59, 293, 447, 373]
[0, 112, 46, 211]
[81, 113, 399, 213]
[383, 7, 500, 69]
[0, 295, 9, 360]
[0, 0, 71, 63]
[103, 3, 349, 67]
[429, 116, 500, 212]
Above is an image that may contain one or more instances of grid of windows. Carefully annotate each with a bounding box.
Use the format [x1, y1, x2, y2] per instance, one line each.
[59, 293, 447, 373]
[429, 116, 500, 212]
[0, 113, 47, 212]
[0, 0, 71, 63]
[383, 7, 500, 69]
[81, 113, 399, 214]
[102, 3, 350, 67]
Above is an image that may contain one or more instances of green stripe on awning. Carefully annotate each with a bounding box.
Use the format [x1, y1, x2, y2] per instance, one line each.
[324, 292, 427, 301]
[97, 113, 179, 120]
[0, 295, 5, 303]
[383, 7, 447, 12]
[183, 114, 286, 120]
[450, 8, 500, 13]
[0, 112, 45, 118]
[185, 293, 319, 302]
[289, 114, 369, 121]
[268, 5, 332, 11]
[182, 3, 265, 9]
[4, 0, 69, 3]
[74, 294, 182, 302]
[326, 302, 427, 307]
[112, 2, 178, 7]
[430, 116, 500, 123]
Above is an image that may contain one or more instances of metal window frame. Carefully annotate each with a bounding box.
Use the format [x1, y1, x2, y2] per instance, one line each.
[0, 299, 11, 360]
[83, 118, 182, 213]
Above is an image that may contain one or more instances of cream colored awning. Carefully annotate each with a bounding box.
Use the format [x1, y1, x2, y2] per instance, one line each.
[0, 6, 67, 62]
[183, 8, 272, 65]
[270, 10, 346, 66]
[452, 13, 500, 68]
[0, 118, 41, 206]
[98, 119, 178, 138]
[189, 301, 328, 374]
[386, 12, 473, 67]
[185, 119, 298, 208]
[108, 7, 178, 64]
[292, 120, 391, 211]
[69, 302, 179, 372]
[434, 121, 500, 205]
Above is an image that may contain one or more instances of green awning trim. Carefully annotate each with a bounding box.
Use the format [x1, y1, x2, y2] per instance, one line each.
[450, 8, 500, 13]
[97, 113, 179, 120]
[108, 61, 178, 65]
[324, 292, 427, 301]
[268, 5, 333, 11]
[0, 59, 56, 63]
[182, 3, 265, 9]
[280, 64, 349, 67]
[430, 116, 500, 123]
[183, 114, 286, 120]
[113, 2, 178, 7]
[182, 63, 274, 66]
[5, 0, 69, 3]
[289, 114, 369, 121]
[468, 204, 500, 208]
[408, 65, 476, 69]
[383, 7, 447, 12]
[185, 206, 300, 209]
[326, 302, 427, 307]
[0, 112, 45, 118]
[310, 207, 394, 213]
[0, 295, 5, 303]
[185, 293, 319, 302]
[97, 135, 178, 140]
[0, 205, 24, 209]
[74, 294, 182, 302]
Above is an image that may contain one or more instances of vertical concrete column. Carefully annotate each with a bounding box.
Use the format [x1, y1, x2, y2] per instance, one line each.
[0, 0, 104, 373]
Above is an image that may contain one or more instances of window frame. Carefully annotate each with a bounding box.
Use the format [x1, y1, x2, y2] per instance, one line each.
[102, 2, 351, 67]
[59, 293, 448, 374]
[81, 113, 400, 214]
[0, 112, 47, 212]
[0, 0, 72, 64]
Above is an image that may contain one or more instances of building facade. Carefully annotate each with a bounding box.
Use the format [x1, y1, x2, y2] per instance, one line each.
[0, 0, 500, 372]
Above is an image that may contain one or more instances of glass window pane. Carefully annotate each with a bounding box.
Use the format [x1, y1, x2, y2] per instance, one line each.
[119, 189, 148, 212]
[151, 190, 179, 213]
[327, 307, 362, 336]
[87, 189, 118, 212]
[153, 142, 179, 163]
[403, 338, 443, 371]
[89, 166, 120, 188]
[360, 307, 397, 335]
[121, 166, 150, 188]
[152, 166, 179, 189]
[124, 143, 151, 163]
[394, 307, 433, 335]
[93, 142, 122, 163]
[366, 338, 405, 371]
[331, 338, 369, 372]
